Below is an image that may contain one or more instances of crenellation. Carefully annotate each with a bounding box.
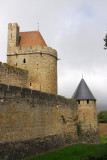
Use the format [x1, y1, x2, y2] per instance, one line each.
[8, 23, 12, 28]
[13, 23, 18, 27]
[0, 83, 72, 105]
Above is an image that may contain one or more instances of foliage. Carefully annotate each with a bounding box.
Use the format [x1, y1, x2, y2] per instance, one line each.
[100, 135, 107, 144]
[77, 122, 82, 136]
[97, 110, 107, 123]
[25, 143, 107, 160]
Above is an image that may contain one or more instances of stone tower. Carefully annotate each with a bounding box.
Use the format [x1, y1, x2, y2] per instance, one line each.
[7, 23, 57, 94]
[72, 78, 100, 142]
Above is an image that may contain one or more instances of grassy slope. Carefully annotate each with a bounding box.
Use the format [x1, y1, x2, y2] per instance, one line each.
[25, 137, 107, 160]
[100, 135, 107, 144]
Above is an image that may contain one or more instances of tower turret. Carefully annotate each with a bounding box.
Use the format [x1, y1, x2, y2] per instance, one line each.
[8, 23, 19, 50]
[7, 23, 57, 94]
[72, 78, 100, 143]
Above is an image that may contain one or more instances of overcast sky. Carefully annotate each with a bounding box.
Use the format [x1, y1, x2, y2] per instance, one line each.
[0, 0, 107, 111]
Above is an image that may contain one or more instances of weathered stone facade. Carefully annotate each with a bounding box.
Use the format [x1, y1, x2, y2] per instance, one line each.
[76, 100, 100, 143]
[0, 84, 79, 160]
[0, 62, 28, 88]
[0, 84, 77, 144]
[77, 100, 98, 131]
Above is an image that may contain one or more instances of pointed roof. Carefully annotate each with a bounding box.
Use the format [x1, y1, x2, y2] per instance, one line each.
[72, 78, 96, 100]
[19, 31, 47, 47]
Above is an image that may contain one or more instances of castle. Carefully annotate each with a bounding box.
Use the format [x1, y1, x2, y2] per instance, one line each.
[0, 23, 100, 160]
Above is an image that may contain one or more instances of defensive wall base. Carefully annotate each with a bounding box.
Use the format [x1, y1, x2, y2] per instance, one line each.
[78, 131, 100, 144]
[0, 134, 77, 160]
[0, 83, 100, 160]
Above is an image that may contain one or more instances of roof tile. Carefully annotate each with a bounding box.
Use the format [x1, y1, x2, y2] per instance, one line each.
[19, 31, 47, 47]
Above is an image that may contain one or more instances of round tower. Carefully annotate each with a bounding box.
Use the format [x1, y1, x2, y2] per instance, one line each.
[7, 23, 57, 94]
[72, 78, 100, 143]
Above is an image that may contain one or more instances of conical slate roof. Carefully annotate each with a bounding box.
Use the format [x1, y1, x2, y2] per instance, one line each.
[72, 78, 96, 100]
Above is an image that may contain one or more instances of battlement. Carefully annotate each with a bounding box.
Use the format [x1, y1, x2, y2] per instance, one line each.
[8, 23, 19, 28]
[0, 83, 74, 106]
[0, 62, 28, 88]
[8, 45, 57, 58]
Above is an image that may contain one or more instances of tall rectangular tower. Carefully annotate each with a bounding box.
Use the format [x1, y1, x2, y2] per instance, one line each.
[8, 23, 19, 51]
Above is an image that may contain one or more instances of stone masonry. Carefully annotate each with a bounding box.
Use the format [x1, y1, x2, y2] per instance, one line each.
[0, 84, 78, 160]
[0, 62, 28, 88]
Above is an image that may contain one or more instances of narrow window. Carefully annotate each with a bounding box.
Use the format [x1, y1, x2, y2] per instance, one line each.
[94, 113, 96, 119]
[23, 58, 26, 63]
[87, 100, 89, 104]
[16, 63, 17, 66]
[30, 83, 32, 86]
[78, 100, 80, 104]
[11, 33, 12, 39]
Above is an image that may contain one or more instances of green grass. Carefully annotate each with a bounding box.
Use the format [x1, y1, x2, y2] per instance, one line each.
[100, 135, 107, 144]
[25, 144, 107, 160]
[25, 136, 107, 160]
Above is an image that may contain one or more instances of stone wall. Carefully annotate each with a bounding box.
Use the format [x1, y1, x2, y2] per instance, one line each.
[0, 83, 78, 160]
[0, 62, 28, 88]
[7, 23, 19, 48]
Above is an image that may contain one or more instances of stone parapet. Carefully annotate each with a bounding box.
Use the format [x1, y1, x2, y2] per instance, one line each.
[0, 62, 28, 88]
[7, 45, 57, 59]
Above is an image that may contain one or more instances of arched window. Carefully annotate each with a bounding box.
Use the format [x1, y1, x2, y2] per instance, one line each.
[30, 83, 32, 86]
[23, 58, 26, 63]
